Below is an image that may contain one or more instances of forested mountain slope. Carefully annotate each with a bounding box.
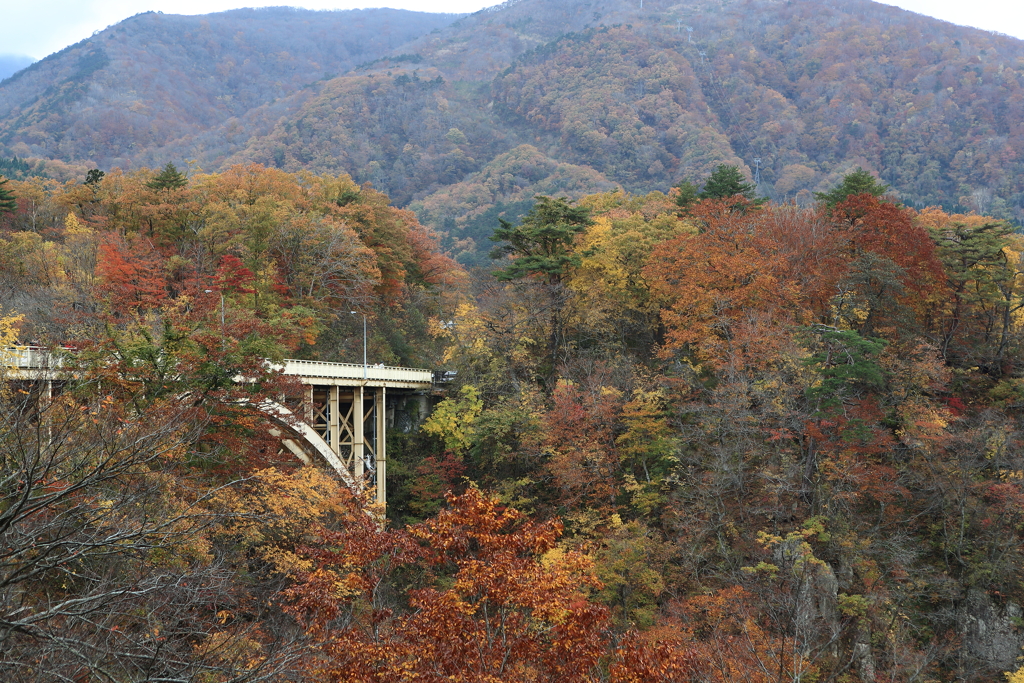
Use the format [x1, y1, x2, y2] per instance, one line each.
[0, 7, 461, 170]
[8, 3, 1024, 681]
[2, 0, 1024, 230]
[6, 161, 1024, 681]
[230, 0, 1024, 234]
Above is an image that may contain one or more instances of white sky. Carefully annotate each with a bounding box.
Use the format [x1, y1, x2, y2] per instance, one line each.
[3, 0, 1023, 61]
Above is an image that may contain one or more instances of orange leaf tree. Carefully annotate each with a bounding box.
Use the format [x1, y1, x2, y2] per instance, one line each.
[95, 234, 168, 314]
[286, 488, 697, 682]
[644, 199, 809, 372]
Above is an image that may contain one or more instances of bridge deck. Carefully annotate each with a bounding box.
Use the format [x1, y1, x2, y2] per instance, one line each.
[5, 348, 434, 389]
[3, 348, 58, 380]
[278, 359, 433, 389]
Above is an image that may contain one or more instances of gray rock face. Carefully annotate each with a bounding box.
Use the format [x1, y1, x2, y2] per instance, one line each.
[959, 588, 1024, 669]
[773, 538, 842, 660]
[392, 393, 431, 433]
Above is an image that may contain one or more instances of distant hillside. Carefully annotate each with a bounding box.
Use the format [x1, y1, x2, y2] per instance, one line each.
[409, 145, 619, 265]
[0, 7, 461, 170]
[232, 0, 1024, 228]
[0, 55, 34, 82]
[2, 0, 1024, 229]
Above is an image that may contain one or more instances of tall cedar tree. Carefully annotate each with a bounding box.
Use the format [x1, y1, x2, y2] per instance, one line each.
[0, 177, 15, 213]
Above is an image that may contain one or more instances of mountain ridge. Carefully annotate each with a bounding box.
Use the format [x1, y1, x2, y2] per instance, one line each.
[0, 7, 463, 170]
[2, 0, 1023, 230]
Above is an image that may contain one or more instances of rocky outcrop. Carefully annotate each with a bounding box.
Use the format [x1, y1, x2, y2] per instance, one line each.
[959, 588, 1024, 670]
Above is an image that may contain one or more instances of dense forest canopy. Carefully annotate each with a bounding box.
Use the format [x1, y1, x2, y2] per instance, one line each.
[3, 161, 1024, 680]
[0, 164, 462, 367]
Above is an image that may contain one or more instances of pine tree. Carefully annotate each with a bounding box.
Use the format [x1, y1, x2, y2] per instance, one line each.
[699, 165, 759, 201]
[815, 168, 889, 209]
[489, 196, 592, 285]
[672, 180, 700, 210]
[0, 177, 16, 214]
[146, 163, 187, 191]
[489, 195, 593, 380]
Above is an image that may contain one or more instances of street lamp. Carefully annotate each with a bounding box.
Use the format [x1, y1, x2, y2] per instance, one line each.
[351, 311, 367, 379]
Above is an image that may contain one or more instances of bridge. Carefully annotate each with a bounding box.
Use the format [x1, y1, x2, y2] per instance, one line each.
[3, 348, 436, 507]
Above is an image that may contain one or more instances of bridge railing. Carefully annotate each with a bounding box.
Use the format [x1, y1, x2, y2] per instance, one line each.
[5, 349, 435, 387]
[277, 359, 434, 385]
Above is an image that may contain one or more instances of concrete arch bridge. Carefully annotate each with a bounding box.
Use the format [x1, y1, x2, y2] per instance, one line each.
[5, 348, 436, 507]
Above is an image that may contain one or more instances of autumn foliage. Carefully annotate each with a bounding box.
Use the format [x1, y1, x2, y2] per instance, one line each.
[283, 488, 694, 682]
[4, 159, 1024, 683]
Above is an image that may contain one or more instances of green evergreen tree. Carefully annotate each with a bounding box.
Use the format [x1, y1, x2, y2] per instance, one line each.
[489, 196, 592, 285]
[929, 220, 1018, 367]
[672, 180, 699, 211]
[0, 177, 16, 214]
[0, 156, 30, 180]
[85, 169, 105, 186]
[146, 163, 187, 191]
[489, 196, 592, 382]
[804, 327, 887, 415]
[815, 168, 889, 209]
[699, 164, 759, 201]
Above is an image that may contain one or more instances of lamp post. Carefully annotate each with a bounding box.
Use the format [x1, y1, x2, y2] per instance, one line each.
[351, 311, 367, 379]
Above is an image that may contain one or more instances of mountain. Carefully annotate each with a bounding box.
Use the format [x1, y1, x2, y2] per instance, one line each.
[0, 7, 461, 171]
[232, 0, 1024, 230]
[0, 55, 34, 82]
[2, 0, 1024, 231]
[409, 144, 619, 265]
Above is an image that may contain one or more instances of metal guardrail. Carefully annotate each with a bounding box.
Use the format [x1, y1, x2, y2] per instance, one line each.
[5, 349, 435, 387]
[277, 359, 434, 385]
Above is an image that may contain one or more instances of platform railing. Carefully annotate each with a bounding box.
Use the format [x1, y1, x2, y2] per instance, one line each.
[4, 347, 61, 368]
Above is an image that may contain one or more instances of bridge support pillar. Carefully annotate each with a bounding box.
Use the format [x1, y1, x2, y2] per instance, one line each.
[376, 387, 386, 505]
[353, 386, 365, 482]
[329, 386, 340, 456]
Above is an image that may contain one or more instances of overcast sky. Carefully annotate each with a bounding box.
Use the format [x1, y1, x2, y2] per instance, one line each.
[4, 0, 1023, 61]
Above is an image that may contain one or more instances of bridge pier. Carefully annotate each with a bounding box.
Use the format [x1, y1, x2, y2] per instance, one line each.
[286, 361, 433, 507]
[376, 387, 386, 505]
[311, 385, 393, 504]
